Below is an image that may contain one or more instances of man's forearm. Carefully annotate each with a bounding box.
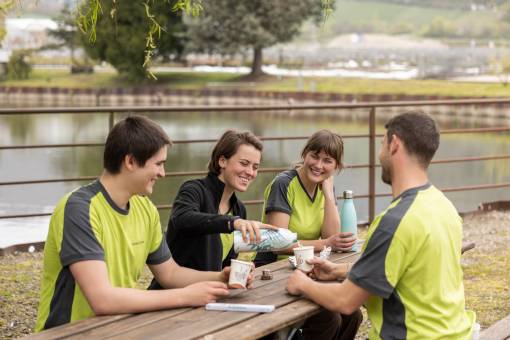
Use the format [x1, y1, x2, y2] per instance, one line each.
[160, 265, 223, 288]
[91, 286, 189, 315]
[333, 262, 350, 280]
[300, 280, 357, 315]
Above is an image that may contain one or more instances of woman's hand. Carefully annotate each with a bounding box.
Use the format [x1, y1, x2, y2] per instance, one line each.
[233, 219, 278, 243]
[325, 232, 356, 252]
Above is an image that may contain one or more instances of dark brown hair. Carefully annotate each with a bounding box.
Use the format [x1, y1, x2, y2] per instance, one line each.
[208, 130, 263, 175]
[385, 111, 439, 168]
[104, 115, 171, 174]
[301, 129, 344, 169]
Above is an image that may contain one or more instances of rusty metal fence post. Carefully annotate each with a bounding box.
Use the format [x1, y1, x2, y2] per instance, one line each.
[368, 107, 376, 223]
[109, 112, 114, 131]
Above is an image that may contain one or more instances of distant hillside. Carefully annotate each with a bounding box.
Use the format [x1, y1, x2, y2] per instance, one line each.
[300, 0, 509, 40]
[356, 0, 506, 10]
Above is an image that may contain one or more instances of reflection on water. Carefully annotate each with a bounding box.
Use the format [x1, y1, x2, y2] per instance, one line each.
[1, 110, 509, 247]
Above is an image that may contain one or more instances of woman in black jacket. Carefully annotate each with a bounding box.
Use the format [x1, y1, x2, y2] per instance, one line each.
[150, 130, 275, 289]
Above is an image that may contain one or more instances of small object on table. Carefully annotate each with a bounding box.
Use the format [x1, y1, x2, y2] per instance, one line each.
[319, 245, 332, 260]
[288, 256, 297, 269]
[288, 246, 331, 269]
[205, 303, 275, 313]
[261, 269, 273, 280]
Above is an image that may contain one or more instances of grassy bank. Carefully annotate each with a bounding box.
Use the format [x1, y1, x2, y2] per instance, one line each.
[1, 211, 509, 339]
[0, 70, 243, 90]
[2, 69, 510, 98]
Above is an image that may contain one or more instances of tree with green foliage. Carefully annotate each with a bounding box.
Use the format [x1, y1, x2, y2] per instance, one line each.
[1, 0, 333, 77]
[186, 0, 324, 76]
[0, 14, 5, 43]
[78, 1, 186, 80]
[44, 5, 89, 72]
[422, 17, 456, 38]
[6, 50, 31, 79]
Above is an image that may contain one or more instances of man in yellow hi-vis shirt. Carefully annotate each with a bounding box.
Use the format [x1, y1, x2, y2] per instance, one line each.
[286, 111, 476, 339]
[36, 116, 236, 331]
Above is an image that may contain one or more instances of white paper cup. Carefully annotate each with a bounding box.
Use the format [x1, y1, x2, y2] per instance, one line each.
[228, 259, 252, 289]
[293, 246, 314, 273]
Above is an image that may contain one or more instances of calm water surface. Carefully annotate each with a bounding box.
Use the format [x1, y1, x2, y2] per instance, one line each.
[1, 109, 509, 247]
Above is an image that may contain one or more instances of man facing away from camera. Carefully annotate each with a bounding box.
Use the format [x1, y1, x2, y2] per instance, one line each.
[36, 115, 233, 331]
[286, 111, 476, 339]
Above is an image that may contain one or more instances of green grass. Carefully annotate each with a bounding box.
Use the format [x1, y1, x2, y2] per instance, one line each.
[2, 70, 120, 88]
[256, 77, 510, 97]
[2, 69, 510, 98]
[153, 72, 245, 89]
[463, 253, 510, 327]
[1, 70, 244, 89]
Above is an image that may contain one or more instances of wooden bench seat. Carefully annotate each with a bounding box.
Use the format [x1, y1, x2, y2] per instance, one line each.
[480, 315, 510, 340]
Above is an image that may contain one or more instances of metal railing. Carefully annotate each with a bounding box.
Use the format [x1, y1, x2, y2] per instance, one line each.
[1, 98, 510, 223]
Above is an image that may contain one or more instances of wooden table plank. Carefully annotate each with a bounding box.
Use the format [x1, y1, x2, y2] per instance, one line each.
[201, 299, 320, 340]
[26, 251, 358, 339]
[66, 252, 356, 339]
[69, 309, 193, 340]
[202, 253, 360, 340]
[68, 256, 319, 340]
[22, 315, 129, 339]
[105, 278, 295, 340]
[480, 314, 510, 340]
[103, 253, 359, 340]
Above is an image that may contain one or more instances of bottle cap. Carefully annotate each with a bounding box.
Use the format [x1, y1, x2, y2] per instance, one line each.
[343, 190, 353, 199]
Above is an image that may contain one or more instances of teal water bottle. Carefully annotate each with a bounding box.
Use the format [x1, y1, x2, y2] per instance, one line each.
[340, 190, 359, 252]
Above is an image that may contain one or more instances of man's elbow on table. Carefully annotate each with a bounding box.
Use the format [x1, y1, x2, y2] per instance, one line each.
[89, 298, 114, 316]
[70, 260, 131, 316]
[76, 287, 114, 316]
[317, 280, 369, 315]
[327, 297, 361, 315]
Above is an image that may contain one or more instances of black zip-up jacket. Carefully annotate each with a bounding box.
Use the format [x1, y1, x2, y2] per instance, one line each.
[149, 173, 245, 289]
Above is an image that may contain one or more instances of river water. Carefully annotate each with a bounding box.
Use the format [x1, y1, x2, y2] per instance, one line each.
[1, 109, 509, 248]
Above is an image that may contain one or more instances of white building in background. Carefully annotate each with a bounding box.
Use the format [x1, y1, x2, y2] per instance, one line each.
[2, 18, 58, 51]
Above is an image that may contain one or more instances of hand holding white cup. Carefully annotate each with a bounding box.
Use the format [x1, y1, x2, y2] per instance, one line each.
[228, 259, 253, 289]
[293, 245, 315, 273]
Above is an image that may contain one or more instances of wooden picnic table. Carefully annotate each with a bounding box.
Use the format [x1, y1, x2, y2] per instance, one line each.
[25, 251, 360, 340]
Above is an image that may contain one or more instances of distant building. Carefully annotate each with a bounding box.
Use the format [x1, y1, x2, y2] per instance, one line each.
[2, 18, 58, 51]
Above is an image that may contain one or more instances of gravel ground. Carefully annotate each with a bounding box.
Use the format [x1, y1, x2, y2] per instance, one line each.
[1, 211, 509, 339]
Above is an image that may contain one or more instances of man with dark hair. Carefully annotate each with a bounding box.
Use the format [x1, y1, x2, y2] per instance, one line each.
[36, 115, 233, 332]
[286, 111, 476, 339]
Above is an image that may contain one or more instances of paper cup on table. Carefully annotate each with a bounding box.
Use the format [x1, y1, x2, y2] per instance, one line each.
[293, 246, 314, 273]
[228, 259, 252, 289]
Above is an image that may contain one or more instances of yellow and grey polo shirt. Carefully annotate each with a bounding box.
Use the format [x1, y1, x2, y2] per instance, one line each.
[253, 169, 331, 264]
[35, 180, 171, 331]
[349, 183, 475, 339]
[263, 169, 326, 241]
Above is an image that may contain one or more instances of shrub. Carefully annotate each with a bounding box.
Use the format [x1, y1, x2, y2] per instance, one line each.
[7, 50, 32, 80]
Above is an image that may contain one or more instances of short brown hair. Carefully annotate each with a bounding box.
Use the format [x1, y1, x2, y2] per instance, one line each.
[301, 130, 344, 169]
[385, 111, 439, 168]
[208, 130, 263, 175]
[104, 115, 171, 174]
